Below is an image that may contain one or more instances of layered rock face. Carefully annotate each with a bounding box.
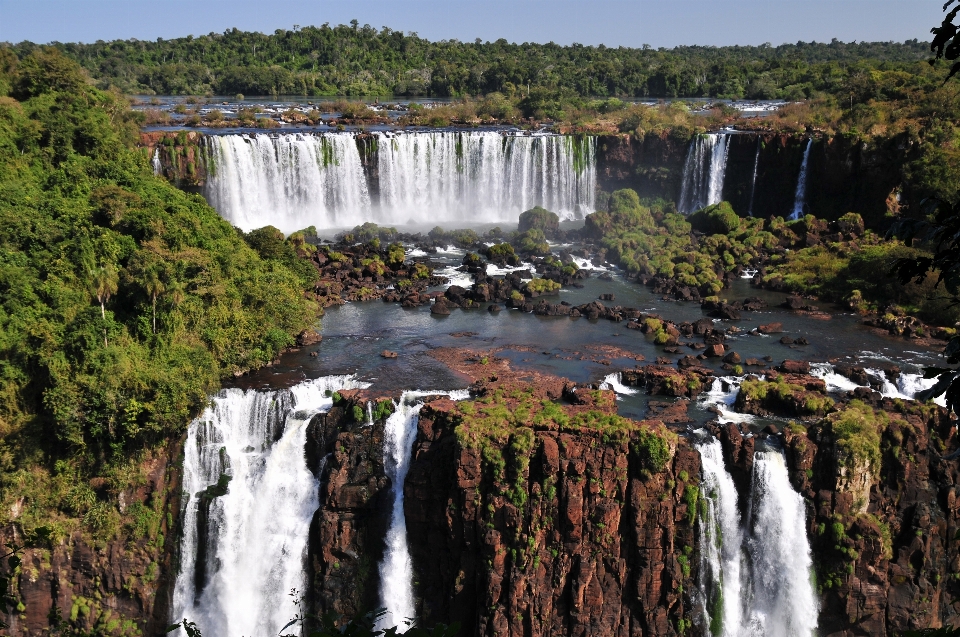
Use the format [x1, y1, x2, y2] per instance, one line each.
[594, 132, 905, 227]
[403, 389, 701, 637]
[305, 391, 393, 621]
[0, 446, 182, 636]
[718, 390, 960, 636]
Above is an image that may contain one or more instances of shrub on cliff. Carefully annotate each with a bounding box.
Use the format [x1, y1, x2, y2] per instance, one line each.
[688, 201, 742, 235]
[823, 401, 884, 473]
[518, 206, 560, 238]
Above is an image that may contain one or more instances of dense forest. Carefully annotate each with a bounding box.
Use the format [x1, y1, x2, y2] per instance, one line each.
[2, 23, 938, 99]
[0, 48, 319, 542]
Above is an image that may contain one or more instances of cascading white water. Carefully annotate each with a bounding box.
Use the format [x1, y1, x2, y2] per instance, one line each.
[741, 451, 819, 636]
[747, 137, 761, 217]
[599, 371, 639, 398]
[377, 132, 595, 225]
[377, 389, 470, 631]
[790, 139, 813, 220]
[696, 439, 818, 637]
[203, 133, 372, 233]
[696, 437, 745, 637]
[152, 148, 162, 176]
[172, 375, 370, 637]
[202, 131, 595, 233]
[678, 133, 730, 214]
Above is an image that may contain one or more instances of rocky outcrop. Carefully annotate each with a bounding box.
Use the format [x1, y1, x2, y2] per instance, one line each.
[305, 391, 394, 620]
[721, 375, 960, 635]
[0, 445, 183, 636]
[404, 393, 701, 637]
[595, 131, 908, 228]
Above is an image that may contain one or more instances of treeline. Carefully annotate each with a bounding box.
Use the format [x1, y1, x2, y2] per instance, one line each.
[2, 23, 940, 100]
[0, 48, 319, 540]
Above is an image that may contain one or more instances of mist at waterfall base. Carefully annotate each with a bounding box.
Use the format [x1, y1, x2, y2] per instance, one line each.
[172, 375, 369, 637]
[696, 437, 819, 637]
[202, 131, 596, 234]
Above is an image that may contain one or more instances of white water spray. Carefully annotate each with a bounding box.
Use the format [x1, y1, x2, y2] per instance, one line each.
[599, 372, 639, 397]
[741, 451, 819, 636]
[377, 389, 470, 631]
[152, 148, 162, 176]
[202, 131, 595, 233]
[203, 133, 371, 233]
[747, 137, 761, 217]
[697, 440, 818, 636]
[377, 132, 595, 224]
[679, 133, 730, 214]
[172, 375, 370, 637]
[790, 139, 813, 220]
[696, 437, 745, 636]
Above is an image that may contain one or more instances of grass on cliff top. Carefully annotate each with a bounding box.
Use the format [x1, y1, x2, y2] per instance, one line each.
[739, 376, 835, 416]
[452, 387, 677, 476]
[823, 400, 888, 472]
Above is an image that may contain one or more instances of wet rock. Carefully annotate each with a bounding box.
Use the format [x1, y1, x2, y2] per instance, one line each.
[487, 304, 501, 312]
[780, 336, 795, 345]
[778, 360, 811, 374]
[381, 350, 398, 359]
[297, 329, 323, 346]
[723, 351, 742, 364]
[758, 322, 783, 334]
[599, 293, 616, 301]
[705, 344, 726, 358]
[783, 295, 805, 310]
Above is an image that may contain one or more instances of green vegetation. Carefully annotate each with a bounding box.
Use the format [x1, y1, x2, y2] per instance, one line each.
[586, 190, 773, 295]
[823, 400, 886, 472]
[763, 223, 960, 325]
[14, 26, 936, 101]
[0, 49, 318, 542]
[523, 278, 561, 295]
[518, 206, 560, 238]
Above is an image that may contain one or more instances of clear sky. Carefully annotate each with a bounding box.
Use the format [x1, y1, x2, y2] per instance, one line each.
[0, 0, 944, 49]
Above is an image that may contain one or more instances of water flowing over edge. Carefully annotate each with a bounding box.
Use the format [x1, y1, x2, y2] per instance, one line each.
[378, 389, 471, 631]
[678, 133, 730, 214]
[696, 436, 818, 637]
[791, 139, 813, 220]
[202, 131, 596, 233]
[172, 374, 371, 637]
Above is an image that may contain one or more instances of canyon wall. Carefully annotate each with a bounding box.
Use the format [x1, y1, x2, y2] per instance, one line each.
[595, 131, 907, 227]
[0, 445, 183, 636]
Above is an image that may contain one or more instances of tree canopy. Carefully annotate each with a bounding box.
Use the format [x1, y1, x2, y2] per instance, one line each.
[3, 25, 936, 100]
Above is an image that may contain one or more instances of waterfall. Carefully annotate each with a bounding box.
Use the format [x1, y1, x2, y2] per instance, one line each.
[202, 131, 596, 233]
[377, 389, 470, 631]
[696, 437, 745, 636]
[203, 133, 371, 233]
[376, 132, 595, 225]
[599, 371, 639, 397]
[152, 148, 162, 176]
[678, 133, 730, 214]
[747, 137, 760, 217]
[172, 375, 370, 637]
[742, 451, 819, 636]
[790, 139, 813, 220]
[696, 439, 819, 637]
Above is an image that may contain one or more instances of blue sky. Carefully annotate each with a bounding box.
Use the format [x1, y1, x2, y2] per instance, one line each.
[0, 0, 944, 48]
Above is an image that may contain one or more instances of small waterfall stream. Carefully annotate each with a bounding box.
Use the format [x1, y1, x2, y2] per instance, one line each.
[202, 131, 596, 233]
[172, 375, 369, 637]
[790, 139, 813, 220]
[678, 133, 730, 214]
[377, 390, 470, 630]
[747, 137, 761, 217]
[697, 437, 818, 636]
